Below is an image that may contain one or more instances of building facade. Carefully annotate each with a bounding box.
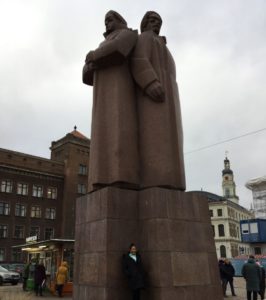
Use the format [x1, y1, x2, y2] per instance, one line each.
[240, 218, 266, 255]
[191, 157, 253, 258]
[208, 192, 252, 258]
[0, 128, 90, 262]
[246, 176, 266, 219]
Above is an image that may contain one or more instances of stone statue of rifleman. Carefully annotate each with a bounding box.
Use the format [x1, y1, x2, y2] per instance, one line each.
[83, 11, 139, 192]
[131, 11, 186, 190]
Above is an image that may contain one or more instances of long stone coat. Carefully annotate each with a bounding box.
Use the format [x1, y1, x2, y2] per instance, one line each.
[83, 29, 139, 192]
[131, 30, 186, 190]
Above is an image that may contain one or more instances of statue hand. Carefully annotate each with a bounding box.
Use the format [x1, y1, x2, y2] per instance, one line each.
[87, 62, 97, 71]
[145, 81, 165, 102]
[85, 51, 95, 64]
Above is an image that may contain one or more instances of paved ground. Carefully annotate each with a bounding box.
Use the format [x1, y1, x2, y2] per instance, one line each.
[225, 277, 246, 299]
[0, 283, 71, 300]
[0, 278, 262, 300]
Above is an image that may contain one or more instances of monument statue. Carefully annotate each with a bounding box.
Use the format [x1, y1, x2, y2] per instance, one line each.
[75, 11, 223, 300]
[83, 10, 186, 192]
[131, 11, 186, 190]
[83, 10, 139, 192]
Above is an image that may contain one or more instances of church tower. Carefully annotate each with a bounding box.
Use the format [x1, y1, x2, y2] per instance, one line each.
[222, 155, 239, 204]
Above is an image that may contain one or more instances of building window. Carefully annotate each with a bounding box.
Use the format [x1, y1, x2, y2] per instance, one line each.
[211, 225, 215, 237]
[0, 225, 8, 238]
[30, 226, 40, 239]
[44, 228, 54, 240]
[225, 188, 230, 198]
[79, 164, 87, 175]
[45, 208, 56, 220]
[0, 202, 10, 215]
[241, 223, 249, 234]
[1, 180, 12, 193]
[17, 183, 28, 195]
[15, 203, 27, 217]
[31, 206, 41, 218]
[255, 247, 262, 255]
[12, 249, 22, 262]
[217, 209, 223, 217]
[0, 248, 5, 261]
[209, 210, 213, 217]
[47, 187, 57, 199]
[229, 222, 237, 238]
[78, 184, 86, 194]
[220, 245, 227, 258]
[32, 185, 43, 198]
[218, 224, 225, 237]
[14, 225, 24, 239]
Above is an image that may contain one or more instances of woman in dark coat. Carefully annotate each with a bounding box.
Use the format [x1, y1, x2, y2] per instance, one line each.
[34, 261, 46, 296]
[123, 243, 145, 300]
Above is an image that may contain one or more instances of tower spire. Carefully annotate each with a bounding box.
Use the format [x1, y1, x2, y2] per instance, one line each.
[222, 155, 239, 204]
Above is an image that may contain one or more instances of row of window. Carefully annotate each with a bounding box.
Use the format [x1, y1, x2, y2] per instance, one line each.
[1, 180, 57, 199]
[1, 180, 87, 196]
[0, 248, 23, 262]
[0, 202, 56, 219]
[209, 208, 250, 221]
[0, 225, 54, 240]
[212, 223, 240, 238]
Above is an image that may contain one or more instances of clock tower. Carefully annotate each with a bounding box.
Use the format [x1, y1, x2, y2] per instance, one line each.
[222, 155, 239, 204]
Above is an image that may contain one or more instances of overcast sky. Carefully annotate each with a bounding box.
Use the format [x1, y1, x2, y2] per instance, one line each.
[0, 0, 265, 209]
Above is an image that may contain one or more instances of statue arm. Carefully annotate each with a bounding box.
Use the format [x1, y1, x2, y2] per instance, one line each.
[82, 62, 95, 86]
[131, 32, 164, 102]
[87, 30, 138, 68]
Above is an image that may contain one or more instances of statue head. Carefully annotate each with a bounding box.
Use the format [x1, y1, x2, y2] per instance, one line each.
[140, 11, 162, 34]
[104, 10, 127, 35]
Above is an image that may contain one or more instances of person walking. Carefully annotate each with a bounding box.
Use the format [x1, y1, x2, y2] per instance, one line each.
[219, 259, 228, 297]
[55, 261, 68, 297]
[123, 243, 145, 300]
[22, 260, 31, 291]
[34, 261, 46, 296]
[256, 261, 265, 300]
[242, 255, 261, 300]
[224, 258, 237, 296]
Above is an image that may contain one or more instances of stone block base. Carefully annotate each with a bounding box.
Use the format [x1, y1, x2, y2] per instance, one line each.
[73, 187, 223, 300]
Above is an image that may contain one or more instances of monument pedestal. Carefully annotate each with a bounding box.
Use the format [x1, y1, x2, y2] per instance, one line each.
[74, 187, 223, 300]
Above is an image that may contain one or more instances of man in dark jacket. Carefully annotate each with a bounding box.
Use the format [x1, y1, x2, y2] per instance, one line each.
[219, 259, 228, 297]
[34, 261, 46, 296]
[224, 258, 237, 296]
[123, 243, 145, 300]
[242, 255, 261, 300]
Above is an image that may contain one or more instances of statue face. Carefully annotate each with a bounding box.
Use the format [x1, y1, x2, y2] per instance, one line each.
[105, 14, 120, 34]
[145, 13, 162, 34]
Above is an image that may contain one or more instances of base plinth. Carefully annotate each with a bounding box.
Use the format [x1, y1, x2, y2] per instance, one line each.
[73, 187, 223, 300]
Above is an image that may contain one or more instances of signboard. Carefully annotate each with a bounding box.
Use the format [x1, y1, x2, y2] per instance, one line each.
[26, 235, 38, 243]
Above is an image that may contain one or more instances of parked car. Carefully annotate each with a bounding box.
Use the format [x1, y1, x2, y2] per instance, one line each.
[0, 263, 25, 282]
[0, 266, 20, 285]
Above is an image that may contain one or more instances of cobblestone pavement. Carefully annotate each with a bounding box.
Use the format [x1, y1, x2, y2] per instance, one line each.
[0, 283, 72, 300]
[223, 277, 263, 300]
[0, 278, 261, 300]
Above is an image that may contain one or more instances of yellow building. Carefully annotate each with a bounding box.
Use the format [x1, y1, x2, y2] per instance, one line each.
[191, 157, 254, 258]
